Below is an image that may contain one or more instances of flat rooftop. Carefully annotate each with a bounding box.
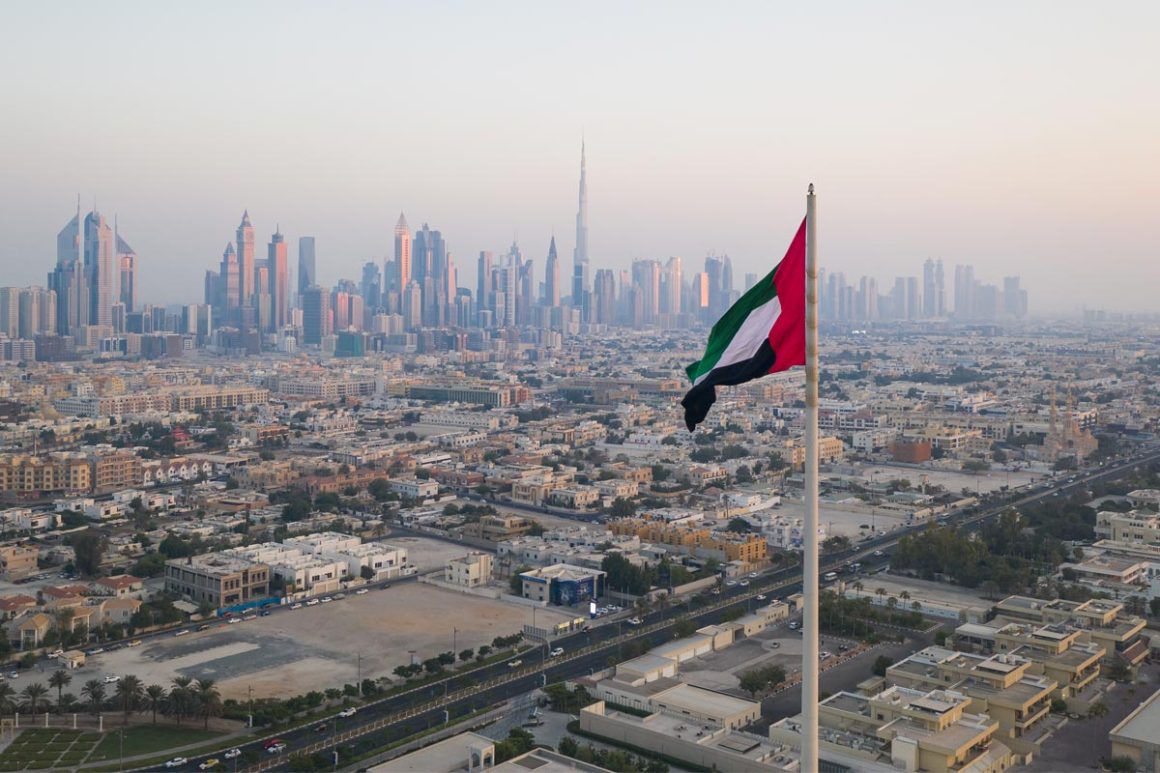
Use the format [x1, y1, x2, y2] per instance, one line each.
[1111, 687, 1160, 747]
[369, 731, 493, 773]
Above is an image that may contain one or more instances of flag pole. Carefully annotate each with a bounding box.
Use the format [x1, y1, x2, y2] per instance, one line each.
[802, 183, 820, 772]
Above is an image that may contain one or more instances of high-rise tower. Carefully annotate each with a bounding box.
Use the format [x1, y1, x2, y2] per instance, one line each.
[236, 211, 255, 306]
[116, 223, 136, 313]
[572, 142, 590, 320]
[84, 210, 116, 327]
[545, 236, 560, 308]
[298, 237, 316, 295]
[394, 213, 412, 292]
[269, 228, 289, 330]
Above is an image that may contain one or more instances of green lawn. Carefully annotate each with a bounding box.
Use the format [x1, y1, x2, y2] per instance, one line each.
[86, 725, 224, 762]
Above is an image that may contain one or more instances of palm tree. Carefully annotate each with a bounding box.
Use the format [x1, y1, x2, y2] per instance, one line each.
[81, 679, 106, 716]
[876, 587, 887, 599]
[145, 685, 166, 725]
[852, 580, 864, 596]
[911, 601, 922, 612]
[887, 596, 898, 610]
[0, 683, 16, 717]
[899, 590, 911, 602]
[168, 676, 194, 725]
[194, 679, 222, 730]
[49, 669, 72, 712]
[115, 675, 144, 724]
[21, 683, 49, 715]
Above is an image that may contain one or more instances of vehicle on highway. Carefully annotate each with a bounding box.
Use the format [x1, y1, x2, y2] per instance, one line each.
[174, 629, 190, 637]
[725, 580, 737, 586]
[85, 647, 104, 655]
[627, 617, 642, 625]
[267, 743, 286, 754]
[199, 758, 220, 770]
[756, 594, 767, 601]
[873, 550, 884, 557]
[339, 707, 357, 718]
[508, 659, 523, 668]
[739, 580, 749, 587]
[223, 749, 241, 759]
[165, 757, 188, 768]
[315, 723, 328, 732]
[290, 602, 303, 610]
[550, 647, 564, 657]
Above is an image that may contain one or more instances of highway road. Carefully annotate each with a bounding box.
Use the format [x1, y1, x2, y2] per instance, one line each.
[159, 448, 1160, 771]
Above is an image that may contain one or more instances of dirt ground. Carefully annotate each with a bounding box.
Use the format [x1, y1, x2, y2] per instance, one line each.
[83, 581, 572, 701]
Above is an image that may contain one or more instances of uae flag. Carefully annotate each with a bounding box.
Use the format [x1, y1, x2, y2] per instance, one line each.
[681, 217, 806, 431]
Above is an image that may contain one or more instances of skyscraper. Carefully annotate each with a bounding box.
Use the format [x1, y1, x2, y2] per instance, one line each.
[395, 213, 412, 292]
[572, 142, 590, 321]
[116, 227, 136, 312]
[922, 259, 937, 318]
[360, 261, 381, 312]
[935, 259, 946, 317]
[302, 286, 331, 345]
[269, 228, 289, 330]
[663, 256, 682, 317]
[84, 210, 115, 327]
[477, 251, 493, 317]
[236, 211, 255, 307]
[544, 236, 560, 308]
[298, 237, 316, 295]
[49, 202, 87, 335]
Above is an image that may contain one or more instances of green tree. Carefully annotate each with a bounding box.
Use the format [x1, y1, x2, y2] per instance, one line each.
[81, 679, 105, 715]
[510, 565, 531, 595]
[726, 518, 752, 533]
[872, 655, 894, 677]
[608, 497, 636, 518]
[20, 683, 48, 714]
[195, 678, 222, 730]
[49, 669, 71, 711]
[70, 530, 107, 577]
[0, 683, 14, 716]
[115, 675, 144, 724]
[145, 684, 166, 724]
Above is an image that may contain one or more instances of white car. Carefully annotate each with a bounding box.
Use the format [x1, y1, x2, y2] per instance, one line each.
[626, 617, 643, 626]
[165, 758, 188, 768]
[788, 621, 799, 629]
[739, 580, 749, 587]
[748, 572, 759, 578]
[103, 675, 120, 684]
[290, 603, 303, 610]
[508, 659, 523, 668]
[305, 598, 320, 606]
[266, 743, 286, 754]
[320, 597, 333, 604]
[49, 649, 65, 659]
[227, 618, 241, 624]
[355, 588, 369, 595]
[223, 749, 241, 759]
[174, 629, 190, 637]
[756, 594, 767, 601]
[338, 707, 357, 718]
[549, 647, 564, 657]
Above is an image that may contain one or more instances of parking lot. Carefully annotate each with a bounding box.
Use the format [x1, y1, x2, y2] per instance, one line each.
[81, 580, 573, 701]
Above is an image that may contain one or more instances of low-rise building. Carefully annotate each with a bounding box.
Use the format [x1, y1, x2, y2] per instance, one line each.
[519, 563, 605, 606]
[1110, 686, 1160, 771]
[0, 544, 38, 580]
[165, 554, 270, 608]
[445, 552, 492, 587]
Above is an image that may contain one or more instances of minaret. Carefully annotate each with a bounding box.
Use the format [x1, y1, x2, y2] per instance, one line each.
[236, 210, 255, 306]
[572, 141, 589, 320]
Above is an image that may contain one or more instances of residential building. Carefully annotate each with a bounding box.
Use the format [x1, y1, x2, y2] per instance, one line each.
[519, 564, 605, 606]
[445, 553, 492, 588]
[165, 554, 270, 608]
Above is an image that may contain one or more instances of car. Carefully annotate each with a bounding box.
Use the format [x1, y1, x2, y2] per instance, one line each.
[739, 580, 749, 587]
[756, 594, 767, 601]
[306, 598, 320, 605]
[838, 644, 850, 652]
[820, 651, 831, 660]
[259, 609, 271, 617]
[86, 647, 105, 655]
[242, 614, 257, 621]
[263, 739, 284, 750]
[627, 617, 643, 626]
[290, 603, 303, 610]
[197, 624, 210, 631]
[873, 550, 884, 557]
[228, 617, 241, 624]
[315, 723, 328, 732]
[710, 588, 721, 595]
[223, 749, 241, 759]
[127, 639, 142, 647]
[174, 629, 190, 637]
[508, 660, 523, 668]
[103, 675, 120, 684]
[788, 621, 799, 629]
[165, 757, 188, 768]
[6, 672, 16, 679]
[549, 647, 564, 657]
[49, 649, 65, 658]
[748, 572, 759, 578]
[769, 642, 780, 649]
[355, 588, 369, 595]
[333, 592, 346, 599]
[267, 743, 286, 754]
[725, 580, 737, 587]
[320, 597, 334, 603]
[199, 758, 220, 770]
[338, 707, 357, 718]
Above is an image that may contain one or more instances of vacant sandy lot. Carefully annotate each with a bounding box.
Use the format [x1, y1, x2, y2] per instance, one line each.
[85, 582, 572, 701]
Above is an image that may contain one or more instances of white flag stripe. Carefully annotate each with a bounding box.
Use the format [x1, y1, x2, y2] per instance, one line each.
[692, 296, 782, 387]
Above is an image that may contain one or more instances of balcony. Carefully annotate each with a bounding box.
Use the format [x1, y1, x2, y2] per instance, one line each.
[1015, 702, 1050, 734]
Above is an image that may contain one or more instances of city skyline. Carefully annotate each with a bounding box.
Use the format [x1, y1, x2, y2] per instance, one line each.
[1, 2, 1157, 313]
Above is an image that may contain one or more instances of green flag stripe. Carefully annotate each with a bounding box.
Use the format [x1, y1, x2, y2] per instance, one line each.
[685, 265, 779, 384]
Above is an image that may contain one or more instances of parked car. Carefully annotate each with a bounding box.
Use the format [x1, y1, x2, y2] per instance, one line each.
[320, 597, 333, 604]
[290, 603, 303, 610]
[788, 621, 799, 630]
[174, 629, 190, 637]
[355, 588, 369, 595]
[259, 609, 271, 617]
[228, 618, 241, 624]
[103, 675, 120, 684]
[333, 593, 346, 600]
[127, 640, 142, 647]
[305, 598, 320, 606]
[725, 580, 737, 586]
[165, 757, 188, 768]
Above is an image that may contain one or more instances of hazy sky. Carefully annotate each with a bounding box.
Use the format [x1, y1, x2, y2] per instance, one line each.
[2, 1, 1157, 314]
